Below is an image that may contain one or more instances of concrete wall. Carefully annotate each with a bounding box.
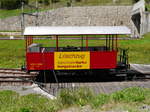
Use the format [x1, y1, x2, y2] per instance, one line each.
[142, 12, 150, 35]
[0, 6, 139, 37]
[131, 0, 150, 37]
[146, 12, 150, 33]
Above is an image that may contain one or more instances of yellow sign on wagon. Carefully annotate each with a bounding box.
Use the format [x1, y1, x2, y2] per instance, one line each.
[54, 52, 90, 70]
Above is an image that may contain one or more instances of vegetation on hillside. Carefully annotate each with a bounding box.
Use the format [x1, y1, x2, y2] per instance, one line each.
[0, 87, 150, 112]
[146, 3, 150, 11]
[0, 0, 134, 19]
[1, 0, 150, 18]
[0, 0, 150, 19]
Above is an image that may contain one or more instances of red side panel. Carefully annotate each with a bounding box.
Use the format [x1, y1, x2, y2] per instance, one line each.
[90, 51, 117, 69]
[26, 51, 117, 71]
[26, 53, 54, 70]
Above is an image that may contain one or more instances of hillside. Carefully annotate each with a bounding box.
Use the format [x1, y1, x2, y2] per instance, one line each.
[0, 0, 133, 19]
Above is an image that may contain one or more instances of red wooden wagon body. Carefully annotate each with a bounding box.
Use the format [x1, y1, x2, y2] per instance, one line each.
[23, 26, 131, 71]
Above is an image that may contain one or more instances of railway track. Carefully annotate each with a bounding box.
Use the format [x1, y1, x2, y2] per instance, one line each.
[1, 68, 150, 97]
[0, 68, 38, 86]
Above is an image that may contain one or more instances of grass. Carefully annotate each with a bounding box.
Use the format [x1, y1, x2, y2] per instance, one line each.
[0, 9, 21, 19]
[0, 33, 150, 68]
[0, 8, 47, 19]
[0, 0, 133, 19]
[58, 87, 150, 112]
[1, 87, 150, 112]
[0, 90, 60, 112]
[119, 33, 150, 64]
[0, 39, 106, 68]
[0, 40, 25, 68]
[0, 30, 21, 32]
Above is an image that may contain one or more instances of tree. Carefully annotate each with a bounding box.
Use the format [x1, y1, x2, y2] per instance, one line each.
[75, 0, 82, 2]
[132, 0, 140, 3]
[145, 0, 150, 3]
[0, 0, 28, 10]
[44, 0, 50, 5]
[51, 0, 60, 3]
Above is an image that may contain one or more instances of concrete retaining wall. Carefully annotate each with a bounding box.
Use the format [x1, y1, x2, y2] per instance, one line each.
[0, 6, 139, 37]
[142, 12, 150, 35]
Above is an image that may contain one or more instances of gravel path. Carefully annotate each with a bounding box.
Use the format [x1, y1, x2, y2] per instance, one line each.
[0, 83, 55, 99]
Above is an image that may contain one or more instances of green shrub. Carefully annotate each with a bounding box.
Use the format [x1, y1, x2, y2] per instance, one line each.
[19, 108, 31, 112]
[58, 89, 76, 106]
[58, 87, 94, 107]
[91, 94, 110, 108]
[75, 88, 94, 106]
[111, 87, 146, 102]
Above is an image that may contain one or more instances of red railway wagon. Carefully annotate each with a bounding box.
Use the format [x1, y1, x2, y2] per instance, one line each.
[23, 26, 131, 72]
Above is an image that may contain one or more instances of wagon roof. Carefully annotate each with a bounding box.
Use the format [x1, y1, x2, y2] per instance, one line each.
[23, 26, 131, 36]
